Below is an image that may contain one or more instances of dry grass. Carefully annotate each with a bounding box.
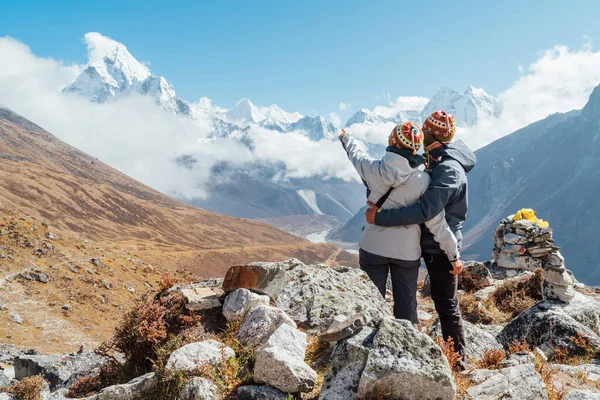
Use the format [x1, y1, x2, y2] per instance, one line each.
[475, 349, 506, 370]
[506, 338, 532, 355]
[436, 337, 473, 397]
[491, 268, 543, 318]
[535, 360, 566, 400]
[550, 333, 599, 365]
[302, 335, 331, 400]
[458, 268, 490, 293]
[0, 375, 46, 400]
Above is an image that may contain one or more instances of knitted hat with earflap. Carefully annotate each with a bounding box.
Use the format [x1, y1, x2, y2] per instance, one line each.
[388, 122, 424, 154]
[422, 110, 456, 148]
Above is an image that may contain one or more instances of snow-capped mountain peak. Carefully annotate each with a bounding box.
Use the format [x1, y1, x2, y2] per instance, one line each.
[226, 98, 303, 126]
[64, 32, 190, 115]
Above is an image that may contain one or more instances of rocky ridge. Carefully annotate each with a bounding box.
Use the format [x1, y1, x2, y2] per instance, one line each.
[0, 214, 600, 399]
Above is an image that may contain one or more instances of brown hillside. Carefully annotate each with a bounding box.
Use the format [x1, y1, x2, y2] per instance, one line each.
[0, 107, 356, 278]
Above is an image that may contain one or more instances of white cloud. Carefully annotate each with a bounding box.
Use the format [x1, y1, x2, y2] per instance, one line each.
[0, 35, 361, 201]
[461, 43, 600, 149]
[329, 112, 341, 127]
[339, 102, 350, 110]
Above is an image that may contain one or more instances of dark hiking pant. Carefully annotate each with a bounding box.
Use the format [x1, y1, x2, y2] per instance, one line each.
[359, 249, 420, 325]
[423, 252, 466, 356]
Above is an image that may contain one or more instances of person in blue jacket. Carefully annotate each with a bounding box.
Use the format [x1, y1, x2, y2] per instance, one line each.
[366, 110, 476, 361]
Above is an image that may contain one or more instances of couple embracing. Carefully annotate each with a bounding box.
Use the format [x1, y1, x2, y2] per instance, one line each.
[339, 110, 476, 363]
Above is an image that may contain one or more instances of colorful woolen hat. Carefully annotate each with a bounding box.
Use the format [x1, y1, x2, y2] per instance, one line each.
[388, 122, 424, 153]
[422, 110, 456, 143]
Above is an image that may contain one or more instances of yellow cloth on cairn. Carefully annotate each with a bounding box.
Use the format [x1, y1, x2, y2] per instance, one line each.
[513, 208, 549, 228]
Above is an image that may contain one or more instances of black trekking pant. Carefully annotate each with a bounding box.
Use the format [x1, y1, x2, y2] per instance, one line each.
[359, 249, 420, 325]
[423, 252, 466, 355]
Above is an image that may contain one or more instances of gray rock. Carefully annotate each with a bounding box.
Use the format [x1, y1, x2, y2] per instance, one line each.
[503, 233, 529, 245]
[0, 394, 14, 400]
[222, 288, 269, 322]
[498, 293, 600, 355]
[319, 327, 374, 400]
[430, 319, 503, 361]
[546, 251, 565, 267]
[274, 261, 391, 333]
[565, 390, 600, 400]
[319, 312, 367, 343]
[466, 364, 548, 400]
[542, 269, 574, 287]
[542, 280, 576, 302]
[356, 317, 455, 400]
[14, 350, 106, 390]
[498, 351, 535, 368]
[10, 313, 23, 324]
[82, 372, 157, 400]
[556, 364, 600, 382]
[237, 305, 296, 347]
[253, 346, 317, 393]
[236, 385, 288, 400]
[222, 261, 292, 297]
[177, 377, 218, 400]
[180, 283, 223, 311]
[496, 252, 542, 271]
[417, 310, 433, 321]
[166, 340, 234, 372]
[261, 324, 307, 359]
[61, 304, 71, 311]
[0, 369, 10, 388]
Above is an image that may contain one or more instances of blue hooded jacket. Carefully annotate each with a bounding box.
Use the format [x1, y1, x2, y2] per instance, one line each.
[374, 140, 476, 254]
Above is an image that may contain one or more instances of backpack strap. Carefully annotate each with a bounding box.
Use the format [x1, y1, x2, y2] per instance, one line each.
[375, 187, 394, 209]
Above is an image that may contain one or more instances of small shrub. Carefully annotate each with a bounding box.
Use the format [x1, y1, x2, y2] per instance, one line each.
[475, 349, 505, 370]
[550, 332, 599, 365]
[1, 375, 46, 400]
[158, 273, 179, 291]
[507, 338, 531, 355]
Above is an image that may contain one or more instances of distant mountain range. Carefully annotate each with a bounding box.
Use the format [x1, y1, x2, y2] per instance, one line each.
[60, 33, 503, 234]
[463, 83, 600, 286]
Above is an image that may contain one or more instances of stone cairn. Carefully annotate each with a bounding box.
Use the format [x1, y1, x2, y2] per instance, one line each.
[492, 214, 575, 302]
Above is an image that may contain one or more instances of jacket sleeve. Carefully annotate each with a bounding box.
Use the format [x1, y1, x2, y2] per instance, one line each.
[423, 209, 459, 261]
[374, 162, 458, 227]
[341, 135, 405, 188]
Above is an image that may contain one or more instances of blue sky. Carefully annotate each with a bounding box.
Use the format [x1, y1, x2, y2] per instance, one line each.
[1, 0, 599, 118]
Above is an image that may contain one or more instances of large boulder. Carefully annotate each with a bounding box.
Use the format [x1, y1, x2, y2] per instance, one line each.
[222, 261, 291, 297]
[0, 370, 10, 388]
[82, 373, 157, 400]
[236, 305, 296, 347]
[253, 346, 317, 393]
[430, 319, 503, 361]
[14, 350, 105, 390]
[166, 340, 234, 372]
[222, 288, 270, 322]
[466, 364, 548, 400]
[498, 293, 600, 355]
[357, 317, 455, 400]
[177, 377, 218, 400]
[274, 260, 391, 333]
[321, 317, 456, 400]
[253, 324, 316, 393]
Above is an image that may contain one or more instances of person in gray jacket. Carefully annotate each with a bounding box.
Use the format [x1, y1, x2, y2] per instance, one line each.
[339, 122, 462, 325]
[366, 110, 476, 358]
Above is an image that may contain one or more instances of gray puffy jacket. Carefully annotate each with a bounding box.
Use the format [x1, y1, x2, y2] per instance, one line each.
[342, 135, 459, 261]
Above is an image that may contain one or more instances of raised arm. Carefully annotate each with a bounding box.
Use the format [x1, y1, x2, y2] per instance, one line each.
[423, 209, 459, 261]
[373, 162, 458, 227]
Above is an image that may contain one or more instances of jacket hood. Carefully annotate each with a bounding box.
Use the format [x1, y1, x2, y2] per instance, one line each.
[430, 140, 476, 173]
[386, 146, 425, 168]
[380, 149, 420, 185]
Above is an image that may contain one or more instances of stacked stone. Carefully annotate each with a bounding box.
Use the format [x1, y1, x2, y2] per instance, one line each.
[492, 215, 575, 302]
